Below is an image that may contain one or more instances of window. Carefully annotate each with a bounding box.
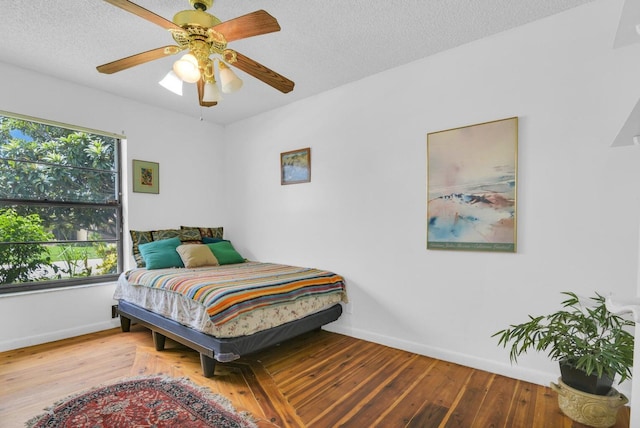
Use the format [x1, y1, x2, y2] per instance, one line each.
[0, 111, 123, 293]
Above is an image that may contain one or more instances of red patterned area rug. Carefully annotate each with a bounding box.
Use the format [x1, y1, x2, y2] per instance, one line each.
[26, 375, 257, 427]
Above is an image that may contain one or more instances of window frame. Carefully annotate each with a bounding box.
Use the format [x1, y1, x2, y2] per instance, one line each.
[0, 110, 124, 294]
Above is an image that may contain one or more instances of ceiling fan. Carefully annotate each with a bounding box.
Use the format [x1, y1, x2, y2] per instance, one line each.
[97, 0, 295, 107]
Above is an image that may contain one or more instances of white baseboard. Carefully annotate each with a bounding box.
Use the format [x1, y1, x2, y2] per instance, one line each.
[0, 319, 121, 352]
[324, 324, 632, 398]
[4, 318, 632, 400]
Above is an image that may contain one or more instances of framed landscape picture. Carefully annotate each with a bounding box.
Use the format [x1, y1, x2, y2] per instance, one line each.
[281, 147, 311, 185]
[427, 117, 518, 252]
[132, 159, 159, 194]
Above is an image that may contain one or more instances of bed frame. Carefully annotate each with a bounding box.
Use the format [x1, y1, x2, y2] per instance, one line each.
[117, 300, 343, 377]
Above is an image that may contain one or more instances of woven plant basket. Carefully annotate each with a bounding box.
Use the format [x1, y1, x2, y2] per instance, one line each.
[550, 378, 628, 428]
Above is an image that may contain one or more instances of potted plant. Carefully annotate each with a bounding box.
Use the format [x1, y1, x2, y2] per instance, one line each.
[493, 292, 633, 427]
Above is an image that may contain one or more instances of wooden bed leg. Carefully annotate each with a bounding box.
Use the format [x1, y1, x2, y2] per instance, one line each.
[120, 315, 131, 332]
[152, 331, 166, 351]
[200, 354, 216, 378]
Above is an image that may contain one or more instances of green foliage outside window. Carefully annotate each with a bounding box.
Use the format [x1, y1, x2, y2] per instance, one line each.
[0, 113, 122, 290]
[0, 208, 55, 284]
[94, 238, 118, 275]
[0, 117, 118, 240]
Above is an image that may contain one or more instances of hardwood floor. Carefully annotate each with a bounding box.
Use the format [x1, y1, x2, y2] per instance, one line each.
[0, 325, 630, 427]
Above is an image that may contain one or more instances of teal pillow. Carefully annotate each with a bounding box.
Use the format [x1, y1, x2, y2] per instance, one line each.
[202, 237, 228, 244]
[206, 241, 245, 265]
[138, 237, 184, 269]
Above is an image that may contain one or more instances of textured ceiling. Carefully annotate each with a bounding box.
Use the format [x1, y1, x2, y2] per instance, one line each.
[0, 0, 605, 125]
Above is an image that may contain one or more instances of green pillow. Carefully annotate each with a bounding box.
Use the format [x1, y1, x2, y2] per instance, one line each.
[206, 241, 245, 265]
[138, 237, 184, 269]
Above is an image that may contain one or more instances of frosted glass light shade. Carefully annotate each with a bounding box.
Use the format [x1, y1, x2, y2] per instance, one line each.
[173, 54, 201, 83]
[202, 81, 222, 102]
[219, 66, 243, 93]
[159, 71, 183, 95]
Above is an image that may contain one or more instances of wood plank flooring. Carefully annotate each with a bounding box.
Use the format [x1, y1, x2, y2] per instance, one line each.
[0, 325, 630, 427]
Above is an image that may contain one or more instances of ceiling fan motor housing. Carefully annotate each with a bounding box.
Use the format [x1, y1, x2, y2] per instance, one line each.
[173, 9, 221, 28]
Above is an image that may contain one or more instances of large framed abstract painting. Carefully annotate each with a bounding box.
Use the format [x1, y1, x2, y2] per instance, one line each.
[427, 117, 518, 252]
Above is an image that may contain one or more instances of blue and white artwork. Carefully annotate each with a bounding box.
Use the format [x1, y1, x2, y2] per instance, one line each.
[281, 148, 310, 185]
[427, 117, 518, 252]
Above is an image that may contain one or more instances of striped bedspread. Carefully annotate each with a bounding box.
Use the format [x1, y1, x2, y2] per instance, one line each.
[125, 262, 347, 325]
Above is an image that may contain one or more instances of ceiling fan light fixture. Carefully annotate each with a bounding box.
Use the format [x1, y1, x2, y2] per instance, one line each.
[202, 80, 223, 103]
[159, 70, 183, 95]
[173, 53, 201, 83]
[219, 62, 243, 93]
[97, 2, 295, 107]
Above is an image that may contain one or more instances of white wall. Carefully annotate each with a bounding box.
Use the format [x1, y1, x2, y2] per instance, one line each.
[0, 63, 226, 351]
[222, 0, 640, 395]
[1, 0, 639, 399]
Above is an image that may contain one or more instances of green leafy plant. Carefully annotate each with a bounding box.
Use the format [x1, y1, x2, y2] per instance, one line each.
[1, 117, 120, 286]
[0, 117, 118, 248]
[0, 208, 55, 284]
[55, 245, 92, 278]
[493, 292, 634, 384]
[94, 241, 117, 275]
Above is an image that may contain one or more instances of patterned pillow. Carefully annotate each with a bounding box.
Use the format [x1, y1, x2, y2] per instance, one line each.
[180, 226, 223, 239]
[151, 228, 202, 243]
[130, 230, 154, 267]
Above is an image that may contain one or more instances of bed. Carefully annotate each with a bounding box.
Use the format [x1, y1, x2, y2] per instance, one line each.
[114, 260, 347, 377]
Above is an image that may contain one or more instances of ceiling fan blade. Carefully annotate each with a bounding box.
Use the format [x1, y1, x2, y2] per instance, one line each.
[214, 10, 281, 42]
[197, 79, 218, 107]
[103, 0, 182, 31]
[97, 46, 182, 74]
[227, 51, 294, 93]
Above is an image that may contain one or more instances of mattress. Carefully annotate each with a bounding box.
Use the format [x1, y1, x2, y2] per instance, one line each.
[114, 261, 347, 338]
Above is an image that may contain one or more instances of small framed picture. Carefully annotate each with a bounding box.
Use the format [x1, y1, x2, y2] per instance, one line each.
[281, 148, 311, 185]
[132, 159, 159, 194]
